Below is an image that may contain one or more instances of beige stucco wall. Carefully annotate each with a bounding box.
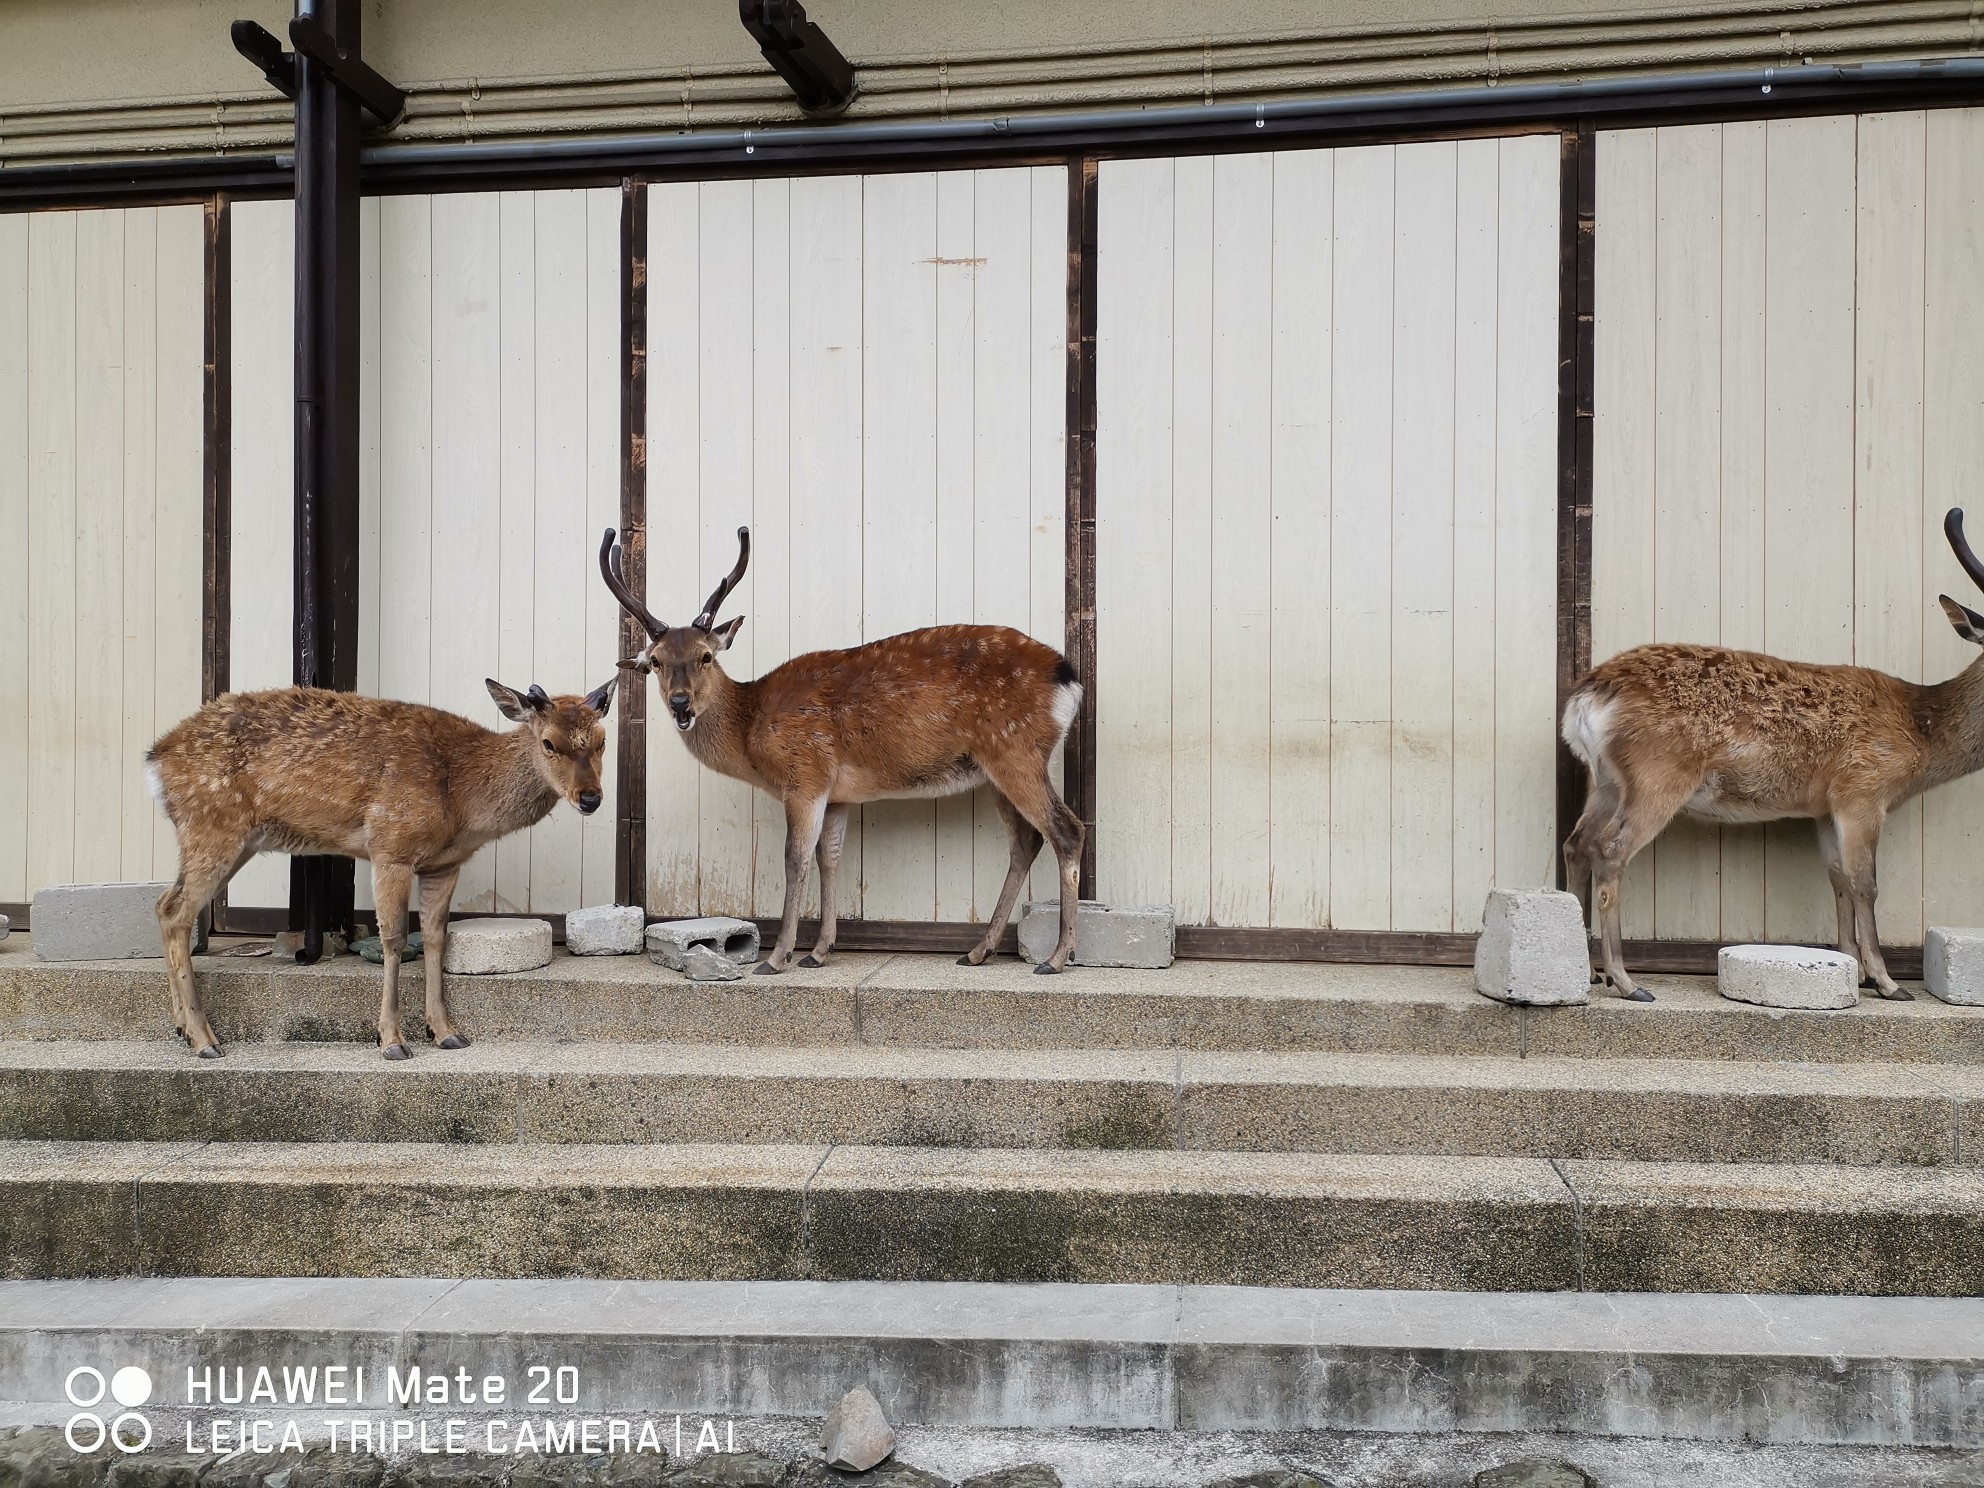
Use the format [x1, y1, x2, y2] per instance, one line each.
[1, 0, 1975, 164]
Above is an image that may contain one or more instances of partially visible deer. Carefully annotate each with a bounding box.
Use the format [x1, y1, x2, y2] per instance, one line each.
[600, 527, 1085, 974]
[1563, 506, 1984, 1003]
[146, 679, 614, 1058]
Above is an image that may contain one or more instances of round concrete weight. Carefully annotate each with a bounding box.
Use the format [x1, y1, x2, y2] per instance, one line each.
[442, 918, 553, 975]
[1717, 944, 1858, 1010]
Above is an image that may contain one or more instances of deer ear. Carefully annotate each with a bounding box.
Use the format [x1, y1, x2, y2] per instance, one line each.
[584, 680, 616, 718]
[486, 679, 534, 722]
[709, 615, 745, 652]
[1941, 595, 1984, 645]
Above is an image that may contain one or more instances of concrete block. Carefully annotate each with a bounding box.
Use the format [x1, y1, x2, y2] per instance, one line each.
[1718, 944, 1859, 1010]
[1473, 888, 1590, 1007]
[820, 1385, 895, 1472]
[1017, 901, 1175, 969]
[1923, 927, 1984, 1006]
[683, 944, 747, 982]
[647, 916, 760, 971]
[30, 882, 171, 962]
[0, 913, 8, 940]
[442, 918, 553, 975]
[566, 904, 646, 956]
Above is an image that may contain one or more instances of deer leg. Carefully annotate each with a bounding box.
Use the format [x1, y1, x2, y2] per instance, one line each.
[960, 790, 1044, 968]
[1588, 772, 1695, 1003]
[760, 795, 826, 975]
[372, 862, 414, 1060]
[154, 841, 242, 1059]
[1836, 809, 1908, 1000]
[800, 803, 852, 969]
[1814, 816, 1861, 970]
[1563, 774, 1624, 986]
[419, 865, 469, 1045]
[982, 763, 1084, 974]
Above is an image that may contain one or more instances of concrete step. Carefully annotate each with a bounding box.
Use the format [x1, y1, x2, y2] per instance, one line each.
[4, 938, 1982, 1065]
[3, 1138, 1982, 1294]
[1, 1278, 1977, 1448]
[2, 1040, 1979, 1166]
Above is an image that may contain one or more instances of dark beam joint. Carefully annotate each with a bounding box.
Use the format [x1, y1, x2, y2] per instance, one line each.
[230, 20, 298, 99]
[288, 15, 407, 128]
[739, 0, 858, 117]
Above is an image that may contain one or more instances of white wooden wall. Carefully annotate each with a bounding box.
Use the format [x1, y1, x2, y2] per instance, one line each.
[229, 189, 623, 914]
[1594, 108, 1984, 947]
[0, 205, 205, 903]
[1093, 138, 1562, 933]
[644, 169, 1069, 923]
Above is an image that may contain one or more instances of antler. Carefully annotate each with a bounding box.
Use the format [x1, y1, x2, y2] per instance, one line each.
[1948, 509, 1984, 595]
[598, 528, 666, 640]
[694, 527, 752, 631]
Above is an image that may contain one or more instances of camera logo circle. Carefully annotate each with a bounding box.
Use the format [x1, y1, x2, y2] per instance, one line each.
[65, 1365, 152, 1453]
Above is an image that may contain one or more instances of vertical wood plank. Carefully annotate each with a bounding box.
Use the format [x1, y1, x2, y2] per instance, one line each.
[1329, 145, 1394, 930]
[27, 211, 79, 894]
[749, 177, 795, 921]
[1094, 156, 1176, 913]
[1027, 163, 1071, 904]
[72, 209, 125, 886]
[1208, 151, 1275, 929]
[1388, 141, 1458, 930]
[0, 214, 29, 901]
[493, 190, 537, 914]
[933, 168, 979, 922]
[120, 209, 159, 882]
[1451, 138, 1498, 932]
[377, 194, 433, 710]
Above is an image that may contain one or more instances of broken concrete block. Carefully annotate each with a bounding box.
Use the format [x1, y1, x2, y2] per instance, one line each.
[442, 918, 553, 975]
[1923, 927, 1984, 1006]
[565, 904, 646, 956]
[1718, 944, 1859, 1010]
[31, 882, 172, 962]
[819, 1385, 894, 1472]
[646, 916, 760, 971]
[0, 912, 8, 940]
[682, 944, 747, 982]
[1473, 888, 1590, 1006]
[1017, 900, 1175, 969]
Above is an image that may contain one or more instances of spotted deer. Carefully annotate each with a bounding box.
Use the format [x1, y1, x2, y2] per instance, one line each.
[146, 679, 614, 1059]
[1562, 507, 1984, 1003]
[600, 527, 1085, 974]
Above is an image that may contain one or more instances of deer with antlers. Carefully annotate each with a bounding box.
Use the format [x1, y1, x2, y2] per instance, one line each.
[146, 678, 615, 1059]
[1563, 507, 1984, 1003]
[601, 527, 1085, 974]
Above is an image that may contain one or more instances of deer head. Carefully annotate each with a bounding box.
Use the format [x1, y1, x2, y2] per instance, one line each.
[599, 526, 749, 733]
[485, 677, 616, 813]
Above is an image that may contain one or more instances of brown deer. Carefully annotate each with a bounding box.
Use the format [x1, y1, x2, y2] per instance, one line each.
[1562, 506, 1984, 1003]
[146, 679, 614, 1059]
[600, 527, 1085, 974]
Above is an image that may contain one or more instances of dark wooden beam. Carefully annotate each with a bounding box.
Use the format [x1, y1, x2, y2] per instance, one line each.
[1064, 154, 1100, 898]
[1554, 120, 1597, 885]
[616, 179, 651, 909]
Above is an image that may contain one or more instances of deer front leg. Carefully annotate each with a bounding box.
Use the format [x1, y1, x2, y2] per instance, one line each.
[1836, 809, 1909, 1001]
[760, 794, 826, 975]
[800, 802, 851, 969]
[372, 862, 415, 1060]
[1815, 815, 1862, 970]
[418, 865, 470, 1045]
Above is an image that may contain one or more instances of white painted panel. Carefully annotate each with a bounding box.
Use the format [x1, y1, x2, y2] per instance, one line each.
[119, 209, 158, 884]
[153, 206, 206, 885]
[0, 215, 28, 901]
[73, 210, 126, 888]
[26, 211, 79, 895]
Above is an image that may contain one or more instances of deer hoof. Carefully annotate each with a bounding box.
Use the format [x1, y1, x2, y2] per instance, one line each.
[753, 962, 784, 976]
[797, 955, 823, 969]
[1033, 962, 1062, 976]
[955, 953, 977, 967]
[382, 1042, 412, 1061]
[1878, 986, 1915, 1002]
[437, 1033, 471, 1050]
[195, 1043, 223, 1060]
[1621, 986, 1656, 1003]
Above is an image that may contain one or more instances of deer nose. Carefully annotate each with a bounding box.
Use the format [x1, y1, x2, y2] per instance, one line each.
[577, 789, 602, 815]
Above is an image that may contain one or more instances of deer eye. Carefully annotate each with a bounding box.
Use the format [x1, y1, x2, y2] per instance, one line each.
[699, 653, 714, 666]
[541, 739, 556, 756]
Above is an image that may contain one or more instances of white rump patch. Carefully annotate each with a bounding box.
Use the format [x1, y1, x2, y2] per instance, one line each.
[144, 760, 167, 812]
[1559, 691, 1612, 769]
[1051, 680, 1082, 736]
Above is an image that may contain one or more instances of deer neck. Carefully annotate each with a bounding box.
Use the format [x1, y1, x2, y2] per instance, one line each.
[679, 670, 759, 783]
[456, 726, 562, 838]
[1920, 652, 1984, 787]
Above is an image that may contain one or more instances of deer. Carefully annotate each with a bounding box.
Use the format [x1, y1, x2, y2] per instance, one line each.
[145, 678, 615, 1059]
[599, 527, 1085, 974]
[1562, 506, 1984, 1004]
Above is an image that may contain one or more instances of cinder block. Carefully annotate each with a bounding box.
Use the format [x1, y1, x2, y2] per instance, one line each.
[442, 918, 553, 975]
[1017, 900, 1175, 969]
[1473, 888, 1590, 1007]
[1922, 927, 1984, 1006]
[565, 904, 646, 956]
[31, 882, 172, 962]
[647, 916, 760, 971]
[1718, 944, 1859, 1010]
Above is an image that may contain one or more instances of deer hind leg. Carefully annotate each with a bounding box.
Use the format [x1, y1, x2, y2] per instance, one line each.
[371, 862, 415, 1060]
[981, 760, 1084, 975]
[1585, 768, 1696, 1003]
[761, 794, 827, 975]
[800, 803, 852, 969]
[1563, 774, 1624, 986]
[154, 839, 245, 1059]
[1833, 807, 1907, 1000]
[960, 789, 1044, 968]
[418, 865, 470, 1045]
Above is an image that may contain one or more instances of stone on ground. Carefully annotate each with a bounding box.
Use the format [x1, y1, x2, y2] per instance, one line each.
[107, 1453, 219, 1488]
[683, 944, 747, 982]
[566, 904, 647, 956]
[1473, 888, 1590, 1007]
[0, 912, 8, 940]
[30, 881, 173, 962]
[1474, 1461, 1594, 1488]
[1204, 1473, 1339, 1488]
[647, 916, 761, 971]
[959, 1467, 1065, 1488]
[351, 931, 424, 963]
[1923, 926, 1984, 1006]
[1017, 900, 1176, 968]
[787, 1465, 948, 1488]
[820, 1384, 896, 1472]
[662, 1453, 784, 1488]
[442, 918, 553, 975]
[1718, 944, 1859, 1010]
